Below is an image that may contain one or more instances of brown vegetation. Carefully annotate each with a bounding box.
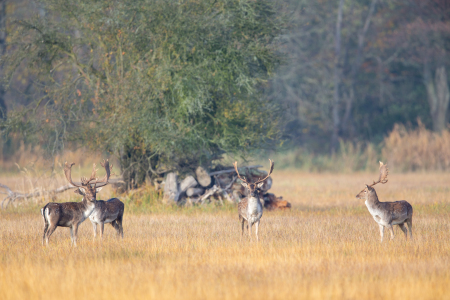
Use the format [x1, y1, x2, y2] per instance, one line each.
[383, 122, 450, 171]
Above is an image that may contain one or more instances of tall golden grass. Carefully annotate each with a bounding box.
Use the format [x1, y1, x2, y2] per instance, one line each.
[1, 171, 450, 300]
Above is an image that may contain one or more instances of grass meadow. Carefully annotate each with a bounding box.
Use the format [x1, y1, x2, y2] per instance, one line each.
[1, 170, 450, 299]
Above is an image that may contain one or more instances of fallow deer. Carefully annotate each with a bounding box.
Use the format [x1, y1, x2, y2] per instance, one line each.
[233, 159, 274, 242]
[41, 161, 111, 246]
[88, 160, 124, 239]
[356, 161, 413, 242]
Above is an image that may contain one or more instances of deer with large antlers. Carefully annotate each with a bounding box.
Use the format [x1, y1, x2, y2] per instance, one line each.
[41, 160, 120, 246]
[356, 162, 413, 242]
[88, 161, 124, 240]
[233, 159, 274, 242]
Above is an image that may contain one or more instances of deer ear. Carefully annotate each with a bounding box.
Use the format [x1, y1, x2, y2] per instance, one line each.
[365, 184, 369, 188]
[241, 182, 249, 189]
[96, 187, 103, 193]
[256, 182, 264, 189]
[74, 188, 85, 195]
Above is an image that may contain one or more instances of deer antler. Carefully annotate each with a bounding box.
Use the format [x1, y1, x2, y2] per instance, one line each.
[64, 162, 83, 187]
[233, 161, 250, 185]
[254, 159, 274, 185]
[233, 159, 274, 185]
[95, 159, 113, 188]
[81, 163, 98, 185]
[369, 161, 389, 187]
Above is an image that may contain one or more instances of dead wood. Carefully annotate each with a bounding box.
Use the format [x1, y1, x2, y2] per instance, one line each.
[209, 165, 263, 176]
[180, 176, 198, 193]
[195, 185, 219, 204]
[195, 166, 211, 187]
[0, 178, 125, 209]
[164, 172, 180, 202]
[186, 187, 204, 197]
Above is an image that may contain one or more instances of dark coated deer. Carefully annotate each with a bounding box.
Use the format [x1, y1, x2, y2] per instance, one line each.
[356, 161, 413, 242]
[233, 159, 274, 242]
[88, 160, 124, 239]
[41, 161, 112, 246]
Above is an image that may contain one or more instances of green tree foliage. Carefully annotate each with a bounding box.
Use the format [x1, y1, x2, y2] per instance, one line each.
[1, 0, 284, 187]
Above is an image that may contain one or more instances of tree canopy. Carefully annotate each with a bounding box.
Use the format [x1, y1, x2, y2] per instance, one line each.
[1, 0, 284, 187]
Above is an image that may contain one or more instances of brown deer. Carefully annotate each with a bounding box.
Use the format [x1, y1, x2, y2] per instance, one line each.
[356, 161, 413, 242]
[41, 160, 112, 246]
[233, 159, 274, 242]
[88, 160, 124, 239]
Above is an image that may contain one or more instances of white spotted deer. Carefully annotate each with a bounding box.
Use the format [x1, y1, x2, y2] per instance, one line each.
[88, 160, 124, 239]
[233, 159, 274, 242]
[41, 161, 110, 246]
[356, 161, 413, 242]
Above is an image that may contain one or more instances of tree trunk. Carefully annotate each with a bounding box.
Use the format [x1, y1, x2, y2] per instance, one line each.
[424, 65, 450, 132]
[331, 0, 345, 153]
[119, 145, 159, 190]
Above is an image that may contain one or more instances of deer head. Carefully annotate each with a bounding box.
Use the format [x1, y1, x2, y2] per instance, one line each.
[233, 159, 274, 198]
[356, 161, 388, 200]
[64, 160, 113, 202]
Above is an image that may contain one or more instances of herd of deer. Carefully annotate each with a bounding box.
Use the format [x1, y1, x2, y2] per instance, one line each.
[41, 159, 413, 246]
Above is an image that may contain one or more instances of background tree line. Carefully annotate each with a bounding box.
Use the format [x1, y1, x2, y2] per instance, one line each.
[0, 0, 449, 186]
[273, 0, 450, 152]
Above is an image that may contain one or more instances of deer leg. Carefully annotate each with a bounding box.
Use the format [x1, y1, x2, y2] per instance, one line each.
[110, 220, 120, 237]
[92, 222, 97, 240]
[240, 217, 245, 240]
[100, 222, 105, 239]
[72, 224, 79, 247]
[70, 227, 74, 245]
[118, 219, 124, 239]
[378, 224, 384, 242]
[248, 222, 253, 242]
[45, 225, 57, 246]
[398, 223, 408, 240]
[117, 215, 124, 239]
[406, 218, 413, 240]
[42, 221, 49, 246]
[387, 224, 394, 240]
[255, 220, 260, 242]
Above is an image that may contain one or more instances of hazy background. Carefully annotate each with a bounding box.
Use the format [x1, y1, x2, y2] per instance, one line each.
[0, 0, 449, 181]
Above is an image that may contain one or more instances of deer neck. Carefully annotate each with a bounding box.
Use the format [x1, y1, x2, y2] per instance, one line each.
[247, 195, 261, 212]
[365, 190, 380, 207]
[80, 197, 96, 216]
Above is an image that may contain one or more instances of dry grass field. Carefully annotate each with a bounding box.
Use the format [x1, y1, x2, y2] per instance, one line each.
[1, 170, 450, 300]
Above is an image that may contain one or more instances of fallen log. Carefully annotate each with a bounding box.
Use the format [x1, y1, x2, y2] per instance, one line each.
[164, 172, 180, 202]
[0, 178, 125, 209]
[195, 166, 211, 187]
[186, 187, 204, 197]
[195, 185, 219, 204]
[180, 176, 198, 193]
[215, 175, 238, 203]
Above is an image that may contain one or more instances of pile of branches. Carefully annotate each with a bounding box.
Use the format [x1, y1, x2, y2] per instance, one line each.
[0, 165, 291, 211]
[162, 165, 291, 210]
